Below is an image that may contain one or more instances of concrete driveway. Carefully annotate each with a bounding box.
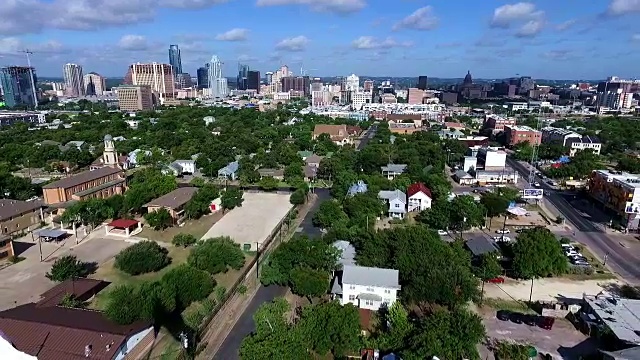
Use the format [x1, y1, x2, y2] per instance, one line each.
[0, 231, 131, 310]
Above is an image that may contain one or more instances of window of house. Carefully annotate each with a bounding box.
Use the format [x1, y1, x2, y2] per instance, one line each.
[348, 295, 355, 301]
[384, 289, 390, 294]
[349, 285, 355, 290]
[366, 287, 374, 292]
[394, 204, 400, 208]
[365, 300, 374, 306]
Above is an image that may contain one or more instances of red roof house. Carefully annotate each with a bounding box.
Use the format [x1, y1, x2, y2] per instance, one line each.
[407, 183, 433, 212]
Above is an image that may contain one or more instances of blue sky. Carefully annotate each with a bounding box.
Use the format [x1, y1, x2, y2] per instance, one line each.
[1, 0, 639, 79]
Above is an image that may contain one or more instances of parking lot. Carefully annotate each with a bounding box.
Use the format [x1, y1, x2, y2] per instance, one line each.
[200, 192, 293, 251]
[0, 231, 131, 310]
[481, 307, 597, 358]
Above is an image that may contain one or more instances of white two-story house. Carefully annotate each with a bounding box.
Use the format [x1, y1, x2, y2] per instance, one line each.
[407, 182, 432, 212]
[381, 164, 407, 180]
[378, 190, 406, 219]
[332, 265, 400, 311]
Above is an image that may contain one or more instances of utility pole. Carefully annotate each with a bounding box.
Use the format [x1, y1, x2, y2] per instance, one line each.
[20, 49, 38, 110]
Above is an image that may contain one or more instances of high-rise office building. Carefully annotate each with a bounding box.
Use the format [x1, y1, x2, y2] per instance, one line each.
[265, 72, 273, 85]
[417, 76, 428, 90]
[597, 77, 634, 110]
[197, 65, 209, 89]
[168, 45, 182, 75]
[346, 74, 359, 91]
[247, 70, 260, 92]
[176, 73, 193, 89]
[237, 64, 249, 90]
[207, 55, 228, 98]
[125, 62, 175, 99]
[83, 72, 106, 96]
[363, 80, 373, 92]
[281, 76, 310, 96]
[63, 63, 84, 97]
[117, 85, 154, 111]
[0, 66, 38, 108]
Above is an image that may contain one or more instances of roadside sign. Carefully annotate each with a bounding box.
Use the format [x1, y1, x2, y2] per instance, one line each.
[522, 188, 543, 199]
[625, 202, 640, 214]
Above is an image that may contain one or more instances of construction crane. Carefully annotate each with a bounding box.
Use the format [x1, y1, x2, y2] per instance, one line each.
[19, 49, 38, 110]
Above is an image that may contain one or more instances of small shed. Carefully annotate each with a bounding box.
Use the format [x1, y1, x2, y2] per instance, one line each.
[105, 219, 141, 237]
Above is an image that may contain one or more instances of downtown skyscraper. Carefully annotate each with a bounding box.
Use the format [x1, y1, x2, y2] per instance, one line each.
[63, 63, 85, 97]
[168, 45, 182, 75]
[207, 55, 227, 98]
[0, 66, 38, 108]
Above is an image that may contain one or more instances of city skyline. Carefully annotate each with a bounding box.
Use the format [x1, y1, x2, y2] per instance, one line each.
[0, 1, 639, 79]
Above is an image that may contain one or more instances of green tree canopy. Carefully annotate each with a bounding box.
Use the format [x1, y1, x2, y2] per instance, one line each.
[298, 301, 361, 357]
[144, 208, 172, 230]
[221, 187, 244, 211]
[45, 255, 91, 282]
[289, 267, 330, 301]
[114, 241, 170, 275]
[312, 200, 348, 229]
[188, 237, 246, 275]
[512, 227, 568, 279]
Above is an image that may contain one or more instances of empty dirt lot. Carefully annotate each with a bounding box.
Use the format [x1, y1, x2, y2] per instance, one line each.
[484, 278, 623, 302]
[200, 192, 293, 251]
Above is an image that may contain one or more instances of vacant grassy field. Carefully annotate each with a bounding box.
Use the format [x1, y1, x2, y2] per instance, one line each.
[139, 212, 223, 244]
[482, 298, 536, 314]
[89, 245, 191, 309]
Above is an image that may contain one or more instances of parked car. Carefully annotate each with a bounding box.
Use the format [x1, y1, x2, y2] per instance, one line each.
[494, 236, 512, 242]
[509, 312, 524, 324]
[496, 229, 511, 234]
[534, 182, 541, 187]
[540, 316, 555, 330]
[437, 230, 448, 236]
[496, 310, 511, 321]
[487, 277, 505, 284]
[523, 314, 538, 326]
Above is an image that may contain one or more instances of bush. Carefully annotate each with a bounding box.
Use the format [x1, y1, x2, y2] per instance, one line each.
[114, 241, 170, 275]
[161, 264, 215, 308]
[173, 233, 198, 248]
[104, 280, 178, 325]
[289, 189, 305, 205]
[144, 208, 173, 230]
[182, 298, 216, 330]
[45, 255, 90, 282]
[104, 284, 144, 325]
[188, 237, 245, 275]
[567, 265, 595, 276]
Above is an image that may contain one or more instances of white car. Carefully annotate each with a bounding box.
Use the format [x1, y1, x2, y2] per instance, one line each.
[437, 230, 448, 236]
[495, 229, 511, 234]
[534, 182, 541, 187]
[494, 236, 512, 242]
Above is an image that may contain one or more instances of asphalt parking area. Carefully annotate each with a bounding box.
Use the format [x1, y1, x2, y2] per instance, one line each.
[482, 309, 597, 358]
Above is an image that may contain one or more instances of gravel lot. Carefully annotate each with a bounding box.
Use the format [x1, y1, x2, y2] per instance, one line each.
[484, 278, 623, 302]
[200, 192, 293, 251]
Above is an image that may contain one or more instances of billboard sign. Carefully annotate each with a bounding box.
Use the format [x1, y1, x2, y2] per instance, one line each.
[625, 202, 640, 214]
[522, 188, 543, 199]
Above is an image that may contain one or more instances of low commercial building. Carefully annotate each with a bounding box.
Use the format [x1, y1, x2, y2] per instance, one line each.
[117, 85, 154, 111]
[541, 127, 581, 146]
[482, 115, 516, 132]
[588, 170, 640, 230]
[474, 167, 519, 185]
[582, 293, 640, 347]
[312, 124, 353, 146]
[42, 167, 126, 205]
[477, 147, 507, 169]
[567, 135, 602, 156]
[388, 122, 422, 135]
[504, 125, 542, 146]
[0, 111, 46, 127]
[0, 199, 44, 239]
[144, 187, 198, 222]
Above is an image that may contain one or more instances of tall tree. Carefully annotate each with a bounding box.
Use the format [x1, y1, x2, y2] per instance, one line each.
[298, 301, 361, 357]
[221, 187, 244, 211]
[289, 267, 330, 302]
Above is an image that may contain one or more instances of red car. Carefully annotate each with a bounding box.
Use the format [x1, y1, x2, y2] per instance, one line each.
[487, 277, 505, 284]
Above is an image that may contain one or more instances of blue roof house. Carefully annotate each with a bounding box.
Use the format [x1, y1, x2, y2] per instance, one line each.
[347, 180, 368, 197]
[218, 161, 239, 180]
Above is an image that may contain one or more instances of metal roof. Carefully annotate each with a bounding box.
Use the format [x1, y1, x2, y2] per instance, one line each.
[42, 167, 123, 189]
[381, 164, 407, 173]
[342, 265, 400, 289]
[0, 199, 43, 222]
[36, 229, 67, 239]
[143, 187, 198, 209]
[465, 237, 500, 256]
[584, 294, 640, 345]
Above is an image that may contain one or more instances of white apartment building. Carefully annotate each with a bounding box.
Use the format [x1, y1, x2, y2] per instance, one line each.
[128, 62, 175, 100]
[599, 88, 633, 110]
[505, 102, 528, 111]
[273, 92, 291, 101]
[83, 72, 106, 95]
[63, 63, 84, 97]
[345, 74, 359, 91]
[567, 136, 602, 156]
[351, 91, 372, 110]
[333, 265, 400, 311]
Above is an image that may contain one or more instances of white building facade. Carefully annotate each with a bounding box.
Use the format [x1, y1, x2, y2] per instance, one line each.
[207, 55, 228, 99]
[338, 265, 400, 311]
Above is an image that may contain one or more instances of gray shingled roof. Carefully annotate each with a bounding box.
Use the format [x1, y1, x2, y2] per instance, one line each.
[465, 237, 500, 256]
[342, 265, 400, 289]
[333, 240, 356, 267]
[378, 190, 406, 203]
[381, 164, 407, 173]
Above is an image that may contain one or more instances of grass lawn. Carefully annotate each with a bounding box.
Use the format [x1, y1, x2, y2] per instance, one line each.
[481, 298, 536, 314]
[139, 212, 223, 244]
[89, 245, 191, 310]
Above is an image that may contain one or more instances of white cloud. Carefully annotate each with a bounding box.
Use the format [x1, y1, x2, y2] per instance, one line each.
[632, 33, 640, 41]
[393, 6, 438, 31]
[0, 0, 227, 35]
[608, 0, 640, 15]
[237, 54, 257, 62]
[0, 37, 66, 56]
[515, 19, 544, 37]
[543, 50, 575, 60]
[351, 36, 412, 50]
[117, 35, 150, 50]
[215, 28, 249, 41]
[255, 0, 365, 14]
[556, 19, 576, 31]
[275, 36, 309, 51]
[490, 2, 543, 28]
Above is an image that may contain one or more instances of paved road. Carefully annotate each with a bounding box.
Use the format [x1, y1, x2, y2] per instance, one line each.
[507, 158, 640, 283]
[213, 189, 331, 359]
[357, 124, 378, 151]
